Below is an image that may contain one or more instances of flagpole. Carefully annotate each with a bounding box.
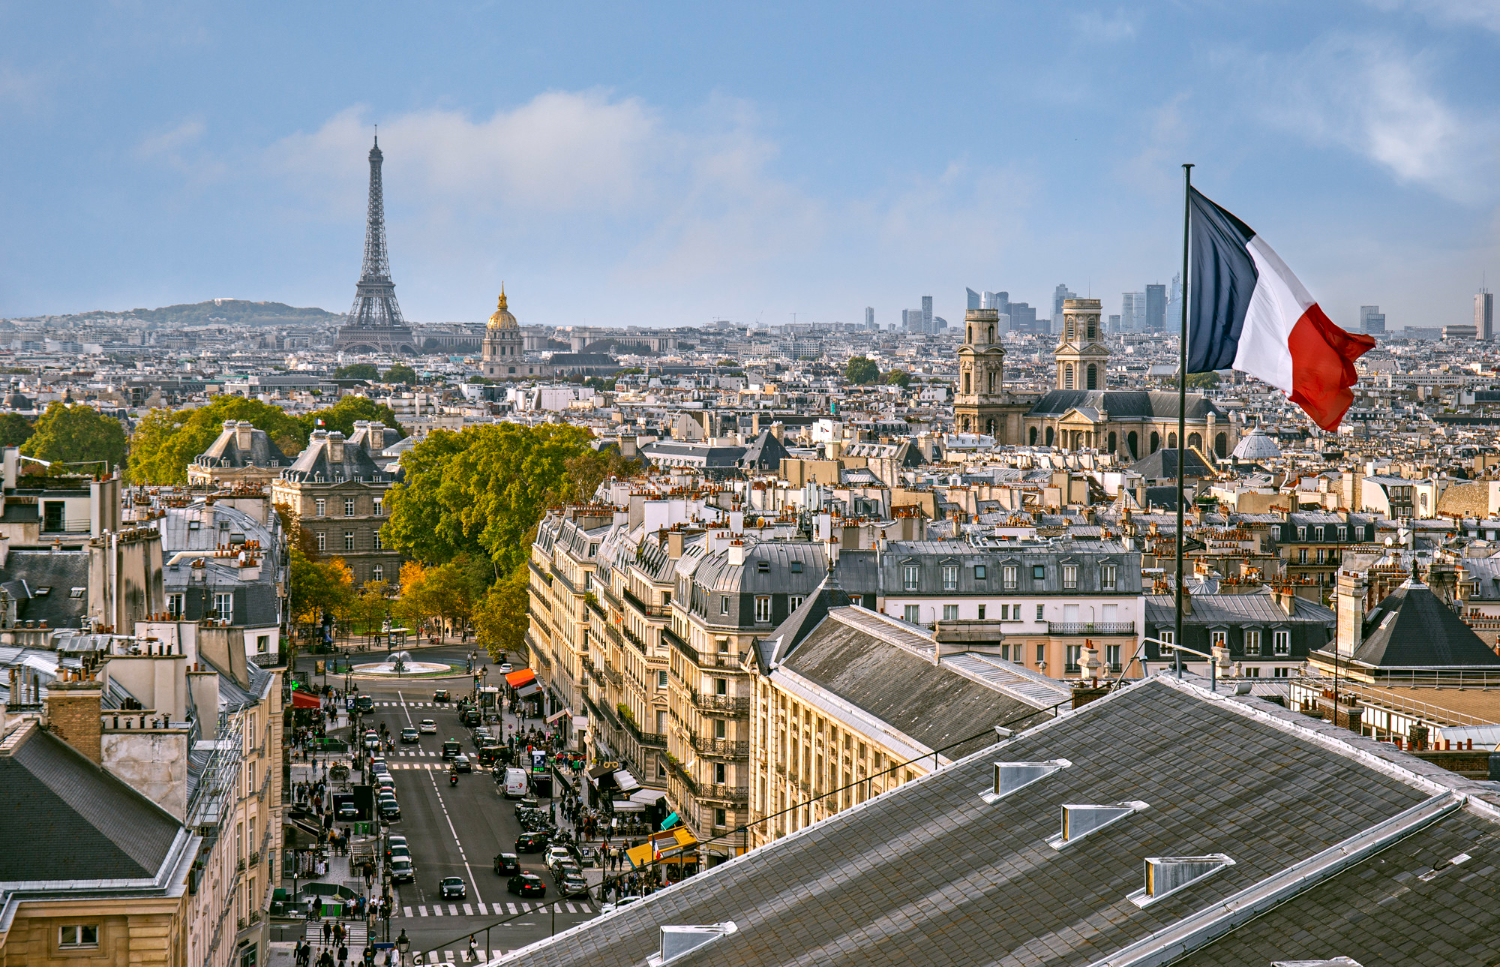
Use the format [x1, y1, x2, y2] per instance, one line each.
[1175, 163, 1193, 679]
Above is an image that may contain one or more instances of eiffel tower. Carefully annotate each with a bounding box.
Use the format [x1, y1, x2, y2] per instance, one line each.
[334, 135, 418, 354]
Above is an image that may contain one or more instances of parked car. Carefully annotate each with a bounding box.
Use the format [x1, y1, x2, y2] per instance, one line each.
[514, 832, 549, 853]
[388, 846, 411, 866]
[439, 877, 466, 900]
[543, 846, 573, 871]
[557, 872, 590, 899]
[471, 727, 494, 748]
[507, 872, 546, 897]
[418, 719, 438, 734]
[433, 689, 450, 703]
[399, 727, 420, 744]
[553, 860, 583, 883]
[502, 767, 529, 798]
[599, 895, 644, 915]
[492, 852, 521, 876]
[389, 857, 415, 883]
[384, 835, 408, 861]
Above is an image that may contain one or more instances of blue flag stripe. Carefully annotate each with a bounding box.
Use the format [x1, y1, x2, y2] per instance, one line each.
[1187, 188, 1258, 374]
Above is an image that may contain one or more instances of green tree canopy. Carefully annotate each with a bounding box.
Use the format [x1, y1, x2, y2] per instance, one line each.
[333, 363, 380, 381]
[0, 413, 34, 449]
[1186, 372, 1221, 390]
[127, 396, 307, 484]
[884, 369, 912, 388]
[473, 566, 529, 663]
[22, 403, 127, 471]
[845, 356, 879, 385]
[302, 395, 403, 438]
[383, 364, 418, 384]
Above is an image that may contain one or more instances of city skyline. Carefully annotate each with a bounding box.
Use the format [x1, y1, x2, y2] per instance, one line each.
[1, 3, 1498, 330]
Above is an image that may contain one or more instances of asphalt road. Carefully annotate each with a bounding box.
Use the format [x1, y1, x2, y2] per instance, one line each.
[336, 659, 601, 962]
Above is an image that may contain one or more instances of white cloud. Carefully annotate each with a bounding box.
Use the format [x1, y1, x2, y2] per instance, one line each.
[134, 117, 226, 184]
[1366, 0, 1500, 34]
[1225, 34, 1500, 203]
[1070, 9, 1137, 42]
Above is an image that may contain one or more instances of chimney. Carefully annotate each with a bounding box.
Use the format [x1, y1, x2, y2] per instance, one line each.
[366, 422, 386, 454]
[235, 420, 254, 453]
[1180, 586, 1193, 616]
[187, 665, 220, 741]
[667, 529, 684, 560]
[328, 431, 346, 466]
[1275, 585, 1297, 616]
[727, 540, 745, 567]
[45, 671, 104, 764]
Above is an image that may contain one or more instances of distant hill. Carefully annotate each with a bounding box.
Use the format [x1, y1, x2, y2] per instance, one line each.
[19, 299, 345, 327]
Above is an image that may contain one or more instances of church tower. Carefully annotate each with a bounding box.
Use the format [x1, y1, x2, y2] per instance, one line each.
[1053, 298, 1109, 390]
[954, 308, 1013, 436]
[481, 286, 524, 379]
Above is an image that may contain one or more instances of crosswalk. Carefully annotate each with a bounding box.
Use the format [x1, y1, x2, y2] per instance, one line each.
[397, 900, 593, 918]
[389, 761, 481, 770]
[375, 700, 450, 708]
[307, 920, 367, 949]
[419, 949, 517, 964]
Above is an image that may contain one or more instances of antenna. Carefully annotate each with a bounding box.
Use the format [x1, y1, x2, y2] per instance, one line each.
[374, 123, 378, 146]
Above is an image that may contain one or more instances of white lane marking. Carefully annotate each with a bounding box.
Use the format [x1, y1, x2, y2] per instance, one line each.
[462, 903, 473, 916]
[449, 904, 459, 916]
[403, 906, 413, 917]
[477, 902, 488, 915]
[507, 902, 517, 914]
[417, 905, 427, 916]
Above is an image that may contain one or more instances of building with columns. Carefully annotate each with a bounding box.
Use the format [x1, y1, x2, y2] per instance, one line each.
[953, 308, 1031, 440]
[481, 288, 528, 380]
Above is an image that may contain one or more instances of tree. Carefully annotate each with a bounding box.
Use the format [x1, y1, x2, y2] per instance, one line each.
[0, 413, 33, 449]
[22, 403, 127, 471]
[392, 561, 438, 635]
[383, 364, 418, 384]
[288, 546, 354, 640]
[473, 566, 530, 663]
[302, 395, 403, 438]
[352, 580, 391, 644]
[884, 369, 912, 388]
[127, 396, 308, 484]
[1186, 372, 1220, 390]
[333, 363, 380, 380]
[844, 356, 879, 385]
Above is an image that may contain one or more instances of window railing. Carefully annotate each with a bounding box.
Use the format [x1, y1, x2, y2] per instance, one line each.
[1045, 621, 1135, 636]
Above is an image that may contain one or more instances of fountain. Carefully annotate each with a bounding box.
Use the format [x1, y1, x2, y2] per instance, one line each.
[352, 649, 451, 677]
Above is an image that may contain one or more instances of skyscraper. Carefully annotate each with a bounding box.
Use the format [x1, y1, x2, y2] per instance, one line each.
[985, 291, 1008, 315]
[1166, 273, 1182, 329]
[1145, 284, 1167, 332]
[922, 295, 933, 333]
[966, 288, 982, 312]
[1477, 289, 1494, 341]
[1121, 291, 1143, 333]
[1359, 306, 1387, 335]
[335, 135, 417, 354]
[865, 306, 875, 329]
[1052, 284, 1077, 334]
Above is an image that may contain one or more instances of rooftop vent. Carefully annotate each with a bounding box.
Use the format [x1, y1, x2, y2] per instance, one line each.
[1128, 854, 1235, 907]
[1047, 801, 1149, 849]
[647, 922, 738, 967]
[981, 759, 1071, 804]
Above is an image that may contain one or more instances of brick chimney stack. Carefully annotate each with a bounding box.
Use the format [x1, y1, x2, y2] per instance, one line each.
[45, 668, 103, 764]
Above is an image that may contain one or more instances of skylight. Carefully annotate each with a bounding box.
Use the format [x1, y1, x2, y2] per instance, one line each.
[1128, 854, 1235, 907]
[1047, 801, 1149, 849]
[646, 922, 738, 967]
[981, 759, 1071, 804]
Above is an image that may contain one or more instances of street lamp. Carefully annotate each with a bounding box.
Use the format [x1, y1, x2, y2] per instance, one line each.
[396, 929, 409, 967]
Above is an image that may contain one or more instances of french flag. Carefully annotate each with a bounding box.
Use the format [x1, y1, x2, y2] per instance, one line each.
[1187, 188, 1375, 431]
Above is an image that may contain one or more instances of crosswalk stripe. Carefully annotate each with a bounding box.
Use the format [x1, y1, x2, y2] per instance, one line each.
[463, 903, 474, 916]
[444, 951, 456, 963]
[507, 902, 517, 914]
[404, 906, 413, 917]
[449, 904, 460, 916]
[432, 904, 443, 916]
[477, 902, 488, 915]
[418, 905, 427, 917]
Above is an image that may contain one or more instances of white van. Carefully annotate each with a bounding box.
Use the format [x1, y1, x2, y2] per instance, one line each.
[502, 767, 529, 798]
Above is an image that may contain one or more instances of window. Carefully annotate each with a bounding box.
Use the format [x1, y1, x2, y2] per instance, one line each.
[1106, 644, 1121, 671]
[1061, 565, 1078, 589]
[1035, 603, 1044, 621]
[657, 670, 668, 689]
[977, 604, 986, 620]
[1210, 629, 1227, 649]
[721, 596, 730, 615]
[1298, 548, 1307, 564]
[942, 604, 959, 621]
[790, 561, 803, 574]
[373, 530, 383, 550]
[942, 565, 958, 591]
[344, 532, 355, 551]
[257, 634, 270, 653]
[1035, 643, 1045, 664]
[1313, 526, 1323, 541]
[1297, 526, 1307, 540]
[714, 807, 727, 827]
[1337, 526, 1346, 541]
[655, 710, 667, 733]
[1159, 630, 1175, 646]
[756, 560, 769, 573]
[315, 498, 326, 517]
[372, 564, 383, 583]
[213, 593, 234, 622]
[1000, 604, 1009, 620]
[1032, 564, 1046, 581]
[1244, 630, 1261, 656]
[1003, 565, 1018, 590]
[1273, 666, 1290, 678]
[373, 497, 383, 516]
[168, 593, 184, 619]
[1100, 564, 1117, 592]
[1065, 644, 1082, 672]
[316, 532, 326, 552]
[1316, 548, 1325, 564]
[1244, 666, 1261, 677]
[58, 926, 98, 949]
[903, 564, 920, 591]
[343, 498, 354, 517]
[974, 564, 987, 580]
[714, 762, 726, 784]
[714, 719, 726, 739]
[790, 595, 805, 611]
[903, 605, 920, 624]
[714, 678, 727, 696]
[1273, 630, 1291, 655]
[754, 596, 771, 623]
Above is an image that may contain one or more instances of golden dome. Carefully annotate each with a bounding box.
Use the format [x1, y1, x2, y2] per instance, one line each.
[487, 284, 518, 329]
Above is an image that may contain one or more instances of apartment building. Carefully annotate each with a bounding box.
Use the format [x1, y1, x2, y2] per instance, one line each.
[1272, 510, 1379, 591]
[528, 507, 613, 720]
[186, 421, 291, 488]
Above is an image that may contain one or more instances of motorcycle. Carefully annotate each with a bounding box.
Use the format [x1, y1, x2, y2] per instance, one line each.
[448, 770, 459, 787]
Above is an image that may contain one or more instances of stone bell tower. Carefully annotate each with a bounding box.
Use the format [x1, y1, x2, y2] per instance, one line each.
[1053, 298, 1110, 390]
[954, 308, 1028, 441]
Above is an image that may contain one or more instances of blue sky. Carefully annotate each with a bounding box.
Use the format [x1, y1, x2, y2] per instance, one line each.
[2, 1, 1498, 331]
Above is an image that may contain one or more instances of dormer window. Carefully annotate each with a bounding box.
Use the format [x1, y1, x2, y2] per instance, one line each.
[756, 560, 770, 573]
[790, 561, 803, 574]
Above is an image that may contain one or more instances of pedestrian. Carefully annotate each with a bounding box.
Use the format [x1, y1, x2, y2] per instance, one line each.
[337, 943, 347, 967]
[468, 935, 478, 960]
[322, 919, 331, 946]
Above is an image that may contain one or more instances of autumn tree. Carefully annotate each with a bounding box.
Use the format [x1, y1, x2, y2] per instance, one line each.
[844, 356, 879, 385]
[473, 567, 530, 663]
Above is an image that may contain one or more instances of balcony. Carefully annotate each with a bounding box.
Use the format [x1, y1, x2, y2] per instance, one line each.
[662, 625, 698, 664]
[623, 587, 670, 618]
[528, 560, 553, 586]
[1045, 621, 1135, 636]
[696, 650, 747, 670]
[622, 625, 650, 656]
[667, 758, 748, 805]
[689, 691, 751, 715]
[691, 736, 749, 758]
[619, 709, 668, 749]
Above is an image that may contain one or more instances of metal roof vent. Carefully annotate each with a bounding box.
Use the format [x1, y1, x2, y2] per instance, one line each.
[1271, 960, 1363, 967]
[1128, 854, 1235, 907]
[1047, 801, 1149, 849]
[981, 759, 1071, 804]
[647, 922, 738, 967]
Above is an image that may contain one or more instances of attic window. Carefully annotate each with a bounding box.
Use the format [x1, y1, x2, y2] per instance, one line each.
[790, 561, 803, 574]
[1128, 854, 1235, 907]
[69, 588, 84, 599]
[647, 922, 738, 967]
[34, 587, 51, 597]
[756, 561, 770, 573]
[188, 521, 201, 530]
[1047, 801, 1148, 849]
[981, 759, 1070, 804]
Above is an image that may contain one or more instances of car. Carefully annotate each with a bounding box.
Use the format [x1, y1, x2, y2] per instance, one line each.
[507, 872, 546, 897]
[384, 835, 408, 861]
[459, 708, 481, 726]
[389, 857, 415, 882]
[452, 753, 472, 773]
[554, 859, 582, 882]
[599, 895, 644, 915]
[355, 695, 375, 713]
[418, 719, 438, 734]
[471, 728, 494, 749]
[492, 852, 521, 876]
[543, 846, 572, 871]
[388, 846, 411, 865]
[439, 876, 466, 899]
[575, 845, 599, 868]
[498, 662, 513, 674]
[476, 745, 506, 768]
[363, 731, 380, 751]
[371, 761, 389, 777]
[379, 803, 401, 821]
[399, 727, 419, 744]
[557, 873, 590, 898]
[336, 802, 359, 821]
[377, 775, 396, 792]
[441, 739, 461, 759]
[514, 832, 549, 853]
[432, 688, 450, 703]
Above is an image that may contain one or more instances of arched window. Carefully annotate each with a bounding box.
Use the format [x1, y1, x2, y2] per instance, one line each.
[1045, 426, 1055, 447]
[961, 416, 970, 431]
[1215, 432, 1227, 457]
[987, 371, 996, 393]
[1188, 433, 1202, 450]
[1107, 431, 1116, 453]
[1150, 431, 1160, 453]
[986, 419, 996, 435]
[1168, 432, 1178, 449]
[1086, 364, 1097, 390]
[1087, 322, 1096, 339]
[1128, 431, 1139, 458]
[967, 326, 973, 343]
[1064, 364, 1074, 389]
[1029, 426, 1038, 445]
[1066, 323, 1074, 341]
[988, 325, 995, 342]
[963, 372, 971, 394]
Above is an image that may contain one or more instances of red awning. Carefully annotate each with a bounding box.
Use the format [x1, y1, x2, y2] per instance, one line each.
[505, 668, 536, 688]
[291, 690, 321, 709]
